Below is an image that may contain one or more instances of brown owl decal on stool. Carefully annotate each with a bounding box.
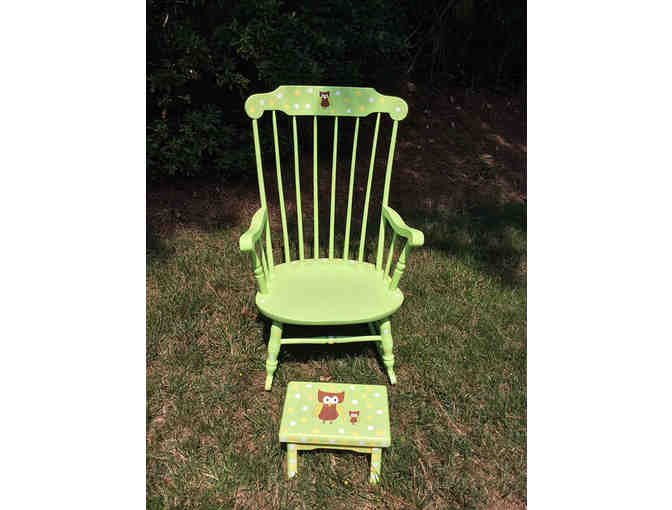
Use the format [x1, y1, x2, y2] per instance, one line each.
[349, 410, 360, 424]
[319, 91, 330, 107]
[313, 390, 344, 423]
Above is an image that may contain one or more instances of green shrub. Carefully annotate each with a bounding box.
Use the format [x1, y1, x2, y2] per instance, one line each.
[147, 0, 409, 180]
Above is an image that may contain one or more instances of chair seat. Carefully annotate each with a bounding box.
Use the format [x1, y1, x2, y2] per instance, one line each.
[256, 259, 404, 325]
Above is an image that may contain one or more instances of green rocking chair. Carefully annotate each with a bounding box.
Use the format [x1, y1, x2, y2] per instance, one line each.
[240, 85, 424, 390]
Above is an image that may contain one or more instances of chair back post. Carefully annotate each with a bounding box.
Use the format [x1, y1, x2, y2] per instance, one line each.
[252, 118, 274, 271]
[376, 120, 399, 271]
[271, 111, 291, 263]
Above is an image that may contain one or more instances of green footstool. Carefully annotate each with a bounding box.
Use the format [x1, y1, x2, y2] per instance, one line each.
[279, 381, 391, 484]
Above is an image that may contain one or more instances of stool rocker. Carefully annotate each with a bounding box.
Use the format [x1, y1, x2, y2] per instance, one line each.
[240, 85, 424, 390]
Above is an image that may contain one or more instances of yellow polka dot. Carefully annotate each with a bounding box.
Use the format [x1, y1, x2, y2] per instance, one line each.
[295, 90, 300, 95]
[376, 430, 384, 436]
[361, 394, 367, 399]
[355, 91, 361, 96]
[353, 431, 360, 436]
[367, 403, 373, 409]
[328, 385, 335, 391]
[312, 428, 320, 434]
[330, 108, 335, 113]
[379, 97, 385, 102]
[359, 106, 365, 111]
[282, 428, 288, 434]
[250, 107, 255, 113]
[288, 408, 293, 413]
[343, 98, 348, 102]
[367, 416, 373, 421]
[284, 104, 289, 109]
[300, 417, 308, 423]
[269, 100, 275, 105]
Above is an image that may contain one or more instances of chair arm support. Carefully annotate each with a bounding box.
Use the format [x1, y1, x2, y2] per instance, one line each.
[239, 207, 268, 253]
[382, 206, 424, 247]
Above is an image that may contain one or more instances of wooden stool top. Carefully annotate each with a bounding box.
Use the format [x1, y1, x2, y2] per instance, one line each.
[279, 381, 391, 448]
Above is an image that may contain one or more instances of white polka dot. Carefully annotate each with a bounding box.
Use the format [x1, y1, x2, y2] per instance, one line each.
[329, 439, 335, 443]
[395, 107, 401, 112]
[376, 410, 382, 415]
[295, 393, 301, 399]
[352, 399, 358, 404]
[368, 425, 374, 431]
[305, 384, 312, 388]
[302, 405, 308, 411]
[307, 88, 313, 93]
[294, 104, 299, 109]
[289, 470, 295, 476]
[338, 428, 344, 434]
[382, 442, 388, 447]
[383, 329, 389, 334]
[290, 421, 296, 426]
[289, 458, 296, 464]
[335, 90, 341, 95]
[277, 93, 283, 98]
[305, 104, 310, 108]
[300, 437, 307, 442]
[358, 441, 364, 446]
[349, 385, 355, 390]
[289, 444, 295, 450]
[368, 97, 374, 103]
[280, 436, 286, 441]
[372, 462, 378, 468]
[346, 108, 351, 113]
[374, 393, 380, 397]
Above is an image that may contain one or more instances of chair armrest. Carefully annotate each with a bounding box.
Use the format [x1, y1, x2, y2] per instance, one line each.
[382, 206, 424, 247]
[239, 207, 268, 252]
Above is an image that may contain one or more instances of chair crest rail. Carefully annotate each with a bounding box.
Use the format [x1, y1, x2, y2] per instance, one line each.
[245, 85, 408, 121]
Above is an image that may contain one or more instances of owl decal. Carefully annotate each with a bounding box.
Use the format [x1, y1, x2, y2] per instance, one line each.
[313, 390, 344, 423]
[319, 91, 330, 107]
[349, 410, 360, 424]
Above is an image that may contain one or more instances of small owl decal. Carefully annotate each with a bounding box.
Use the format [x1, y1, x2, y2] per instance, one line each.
[349, 410, 360, 424]
[313, 390, 344, 423]
[319, 91, 330, 107]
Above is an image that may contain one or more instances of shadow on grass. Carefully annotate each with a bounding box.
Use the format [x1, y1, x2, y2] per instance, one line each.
[257, 319, 399, 381]
[406, 200, 526, 288]
[146, 219, 175, 260]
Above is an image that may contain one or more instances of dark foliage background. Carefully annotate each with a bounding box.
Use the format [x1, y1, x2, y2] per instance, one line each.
[147, 0, 525, 180]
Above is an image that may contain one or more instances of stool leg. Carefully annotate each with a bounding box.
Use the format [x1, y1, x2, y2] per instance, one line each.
[287, 443, 298, 479]
[369, 447, 382, 484]
[379, 319, 397, 385]
[265, 321, 283, 391]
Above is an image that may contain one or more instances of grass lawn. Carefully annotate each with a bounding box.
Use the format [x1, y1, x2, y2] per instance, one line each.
[147, 86, 526, 509]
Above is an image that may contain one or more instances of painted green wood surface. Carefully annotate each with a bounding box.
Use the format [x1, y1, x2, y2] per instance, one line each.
[279, 382, 391, 448]
[256, 259, 403, 325]
[239, 85, 424, 390]
[244, 85, 408, 120]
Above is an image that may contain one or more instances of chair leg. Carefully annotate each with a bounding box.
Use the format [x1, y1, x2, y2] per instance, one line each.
[265, 321, 283, 391]
[379, 319, 397, 385]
